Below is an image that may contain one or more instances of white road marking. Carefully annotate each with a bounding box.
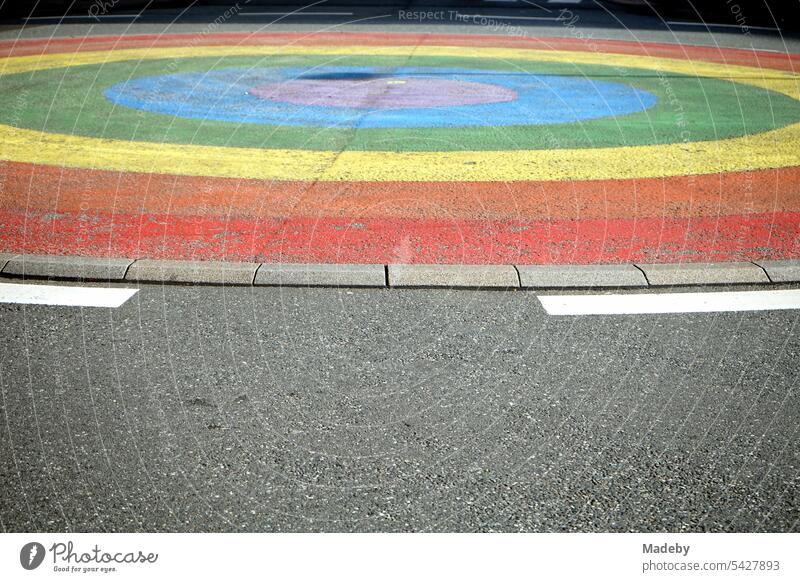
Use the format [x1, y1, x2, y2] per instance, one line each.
[485, 0, 558, 8]
[456, 14, 560, 21]
[240, 12, 354, 17]
[483, 0, 575, 3]
[666, 20, 780, 32]
[24, 15, 140, 21]
[538, 289, 800, 316]
[0, 283, 137, 308]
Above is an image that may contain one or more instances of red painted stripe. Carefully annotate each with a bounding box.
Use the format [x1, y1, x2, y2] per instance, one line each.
[1, 210, 797, 264]
[3, 161, 798, 221]
[0, 32, 796, 71]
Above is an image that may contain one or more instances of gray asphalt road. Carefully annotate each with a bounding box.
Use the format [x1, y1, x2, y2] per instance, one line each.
[1, 282, 798, 532]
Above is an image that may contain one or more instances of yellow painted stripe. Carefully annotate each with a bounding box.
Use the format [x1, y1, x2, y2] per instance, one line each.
[0, 44, 798, 181]
[2, 123, 798, 182]
[0, 126, 336, 180]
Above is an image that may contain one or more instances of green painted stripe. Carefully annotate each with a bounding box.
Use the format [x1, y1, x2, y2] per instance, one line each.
[3, 54, 799, 151]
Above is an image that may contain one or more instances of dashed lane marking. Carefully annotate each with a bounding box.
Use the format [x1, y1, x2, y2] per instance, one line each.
[666, 20, 781, 32]
[239, 12, 355, 17]
[0, 283, 137, 308]
[538, 290, 800, 315]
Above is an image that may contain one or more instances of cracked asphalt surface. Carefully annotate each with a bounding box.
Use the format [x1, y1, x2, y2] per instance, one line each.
[1, 283, 798, 532]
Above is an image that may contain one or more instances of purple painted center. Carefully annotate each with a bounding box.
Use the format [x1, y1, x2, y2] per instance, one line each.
[249, 77, 517, 109]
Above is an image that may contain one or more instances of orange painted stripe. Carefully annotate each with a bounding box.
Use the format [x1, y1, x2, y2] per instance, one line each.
[2, 161, 798, 221]
[0, 32, 796, 72]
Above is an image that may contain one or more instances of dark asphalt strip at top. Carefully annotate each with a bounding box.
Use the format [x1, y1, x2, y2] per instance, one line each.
[0, 283, 797, 532]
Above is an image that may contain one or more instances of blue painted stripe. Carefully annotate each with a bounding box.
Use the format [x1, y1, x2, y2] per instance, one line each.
[104, 66, 658, 128]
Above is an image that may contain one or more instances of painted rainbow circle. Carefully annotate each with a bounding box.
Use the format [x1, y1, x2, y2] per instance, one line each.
[1, 40, 799, 181]
[1, 32, 798, 265]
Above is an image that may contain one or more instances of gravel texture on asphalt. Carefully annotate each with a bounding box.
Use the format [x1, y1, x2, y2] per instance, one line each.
[1, 283, 797, 532]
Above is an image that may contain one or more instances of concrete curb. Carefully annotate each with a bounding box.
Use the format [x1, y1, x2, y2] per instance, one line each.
[3, 254, 133, 281]
[635, 262, 769, 286]
[1, 254, 799, 289]
[752, 260, 800, 283]
[255, 263, 385, 287]
[0, 254, 18, 272]
[125, 259, 260, 285]
[388, 264, 519, 288]
[518, 264, 647, 288]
